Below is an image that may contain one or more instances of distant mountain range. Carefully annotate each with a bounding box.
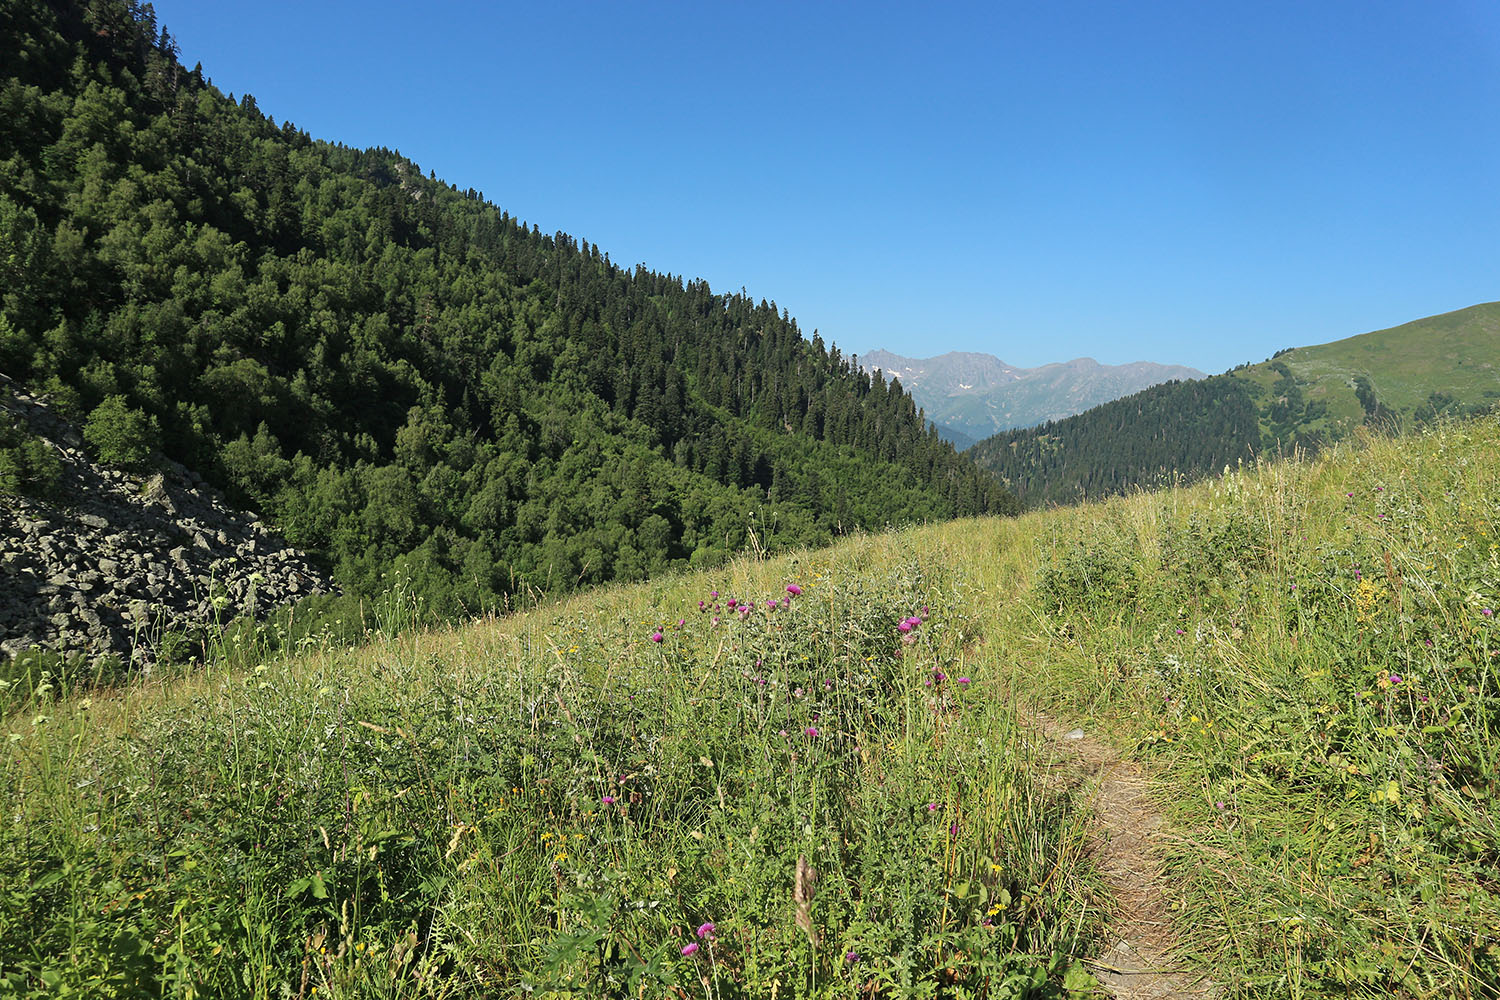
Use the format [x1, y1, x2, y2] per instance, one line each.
[968, 302, 1500, 506]
[857, 350, 1204, 445]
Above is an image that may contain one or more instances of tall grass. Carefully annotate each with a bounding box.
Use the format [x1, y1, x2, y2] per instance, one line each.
[952, 418, 1500, 997]
[1, 536, 1102, 998]
[8, 416, 1496, 998]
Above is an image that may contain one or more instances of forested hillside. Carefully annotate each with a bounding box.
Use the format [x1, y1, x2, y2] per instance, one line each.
[971, 302, 1500, 506]
[970, 377, 1261, 505]
[0, 0, 1014, 615]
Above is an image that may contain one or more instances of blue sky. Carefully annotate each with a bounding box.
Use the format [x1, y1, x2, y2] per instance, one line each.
[152, 1, 1500, 373]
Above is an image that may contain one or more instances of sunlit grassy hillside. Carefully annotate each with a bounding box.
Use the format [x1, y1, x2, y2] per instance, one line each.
[0, 538, 1104, 998]
[4, 415, 1498, 998]
[945, 416, 1500, 997]
[1237, 301, 1500, 439]
[969, 302, 1500, 508]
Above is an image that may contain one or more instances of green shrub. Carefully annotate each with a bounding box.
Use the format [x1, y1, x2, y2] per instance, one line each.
[1158, 506, 1268, 600]
[0, 418, 61, 497]
[82, 394, 159, 469]
[1036, 532, 1141, 614]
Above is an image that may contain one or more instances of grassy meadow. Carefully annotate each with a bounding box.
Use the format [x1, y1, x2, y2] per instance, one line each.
[949, 418, 1500, 997]
[3, 415, 1498, 998]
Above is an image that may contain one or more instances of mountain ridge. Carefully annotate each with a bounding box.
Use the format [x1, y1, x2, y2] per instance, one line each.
[859, 349, 1204, 441]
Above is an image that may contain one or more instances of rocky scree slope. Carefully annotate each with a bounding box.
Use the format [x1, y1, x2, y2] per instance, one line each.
[1, 380, 332, 667]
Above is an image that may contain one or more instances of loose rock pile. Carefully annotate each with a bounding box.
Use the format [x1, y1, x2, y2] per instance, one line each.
[1, 378, 333, 666]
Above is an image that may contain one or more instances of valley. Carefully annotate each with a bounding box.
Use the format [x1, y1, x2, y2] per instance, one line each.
[3, 4, 1498, 998]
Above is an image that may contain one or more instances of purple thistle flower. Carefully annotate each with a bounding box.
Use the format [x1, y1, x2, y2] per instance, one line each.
[710, 590, 718, 599]
[805, 726, 818, 737]
[957, 676, 971, 685]
[681, 942, 699, 956]
[898, 620, 915, 634]
[926, 802, 941, 812]
[845, 951, 859, 963]
[650, 631, 664, 643]
[601, 795, 615, 804]
[766, 599, 778, 609]
[1482, 608, 1494, 617]
[726, 598, 737, 609]
[696, 921, 716, 939]
[933, 670, 946, 682]
[786, 583, 803, 596]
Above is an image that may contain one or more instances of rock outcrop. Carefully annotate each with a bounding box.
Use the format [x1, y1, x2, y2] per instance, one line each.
[1, 376, 333, 666]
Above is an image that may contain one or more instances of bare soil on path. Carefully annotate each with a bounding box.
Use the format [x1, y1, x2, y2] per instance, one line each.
[1034, 715, 1217, 999]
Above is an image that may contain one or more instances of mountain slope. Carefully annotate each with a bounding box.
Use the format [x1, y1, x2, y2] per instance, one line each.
[0, 0, 1015, 621]
[8, 412, 1497, 996]
[861, 349, 1203, 440]
[969, 302, 1500, 505]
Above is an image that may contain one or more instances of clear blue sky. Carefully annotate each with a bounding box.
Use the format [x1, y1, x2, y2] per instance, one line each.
[151, 0, 1500, 373]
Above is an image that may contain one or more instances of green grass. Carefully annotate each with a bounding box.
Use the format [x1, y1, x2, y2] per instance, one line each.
[4, 415, 1499, 998]
[950, 417, 1500, 997]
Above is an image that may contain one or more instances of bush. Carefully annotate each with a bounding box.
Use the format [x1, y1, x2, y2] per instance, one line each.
[0, 418, 61, 497]
[1036, 532, 1141, 614]
[82, 394, 159, 469]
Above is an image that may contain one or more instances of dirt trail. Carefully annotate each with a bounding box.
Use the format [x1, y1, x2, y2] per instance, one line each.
[1037, 716, 1216, 999]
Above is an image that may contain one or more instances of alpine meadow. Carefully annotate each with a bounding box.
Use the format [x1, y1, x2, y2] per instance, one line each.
[2, 3, 1498, 1000]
